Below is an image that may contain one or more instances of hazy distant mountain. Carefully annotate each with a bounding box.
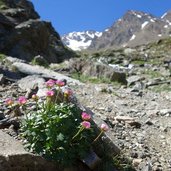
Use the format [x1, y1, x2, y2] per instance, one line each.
[61, 31, 102, 51]
[62, 10, 171, 51]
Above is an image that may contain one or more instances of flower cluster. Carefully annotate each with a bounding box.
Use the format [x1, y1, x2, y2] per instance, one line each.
[45, 79, 66, 89]
[44, 79, 73, 102]
[5, 96, 27, 107]
[5, 78, 109, 167]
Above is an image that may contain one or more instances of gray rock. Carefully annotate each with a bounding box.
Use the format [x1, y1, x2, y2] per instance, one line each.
[0, 74, 5, 85]
[0, 117, 20, 129]
[131, 82, 144, 92]
[17, 75, 45, 91]
[13, 62, 83, 85]
[127, 75, 145, 86]
[0, 0, 74, 63]
[145, 119, 153, 126]
[0, 111, 5, 120]
[141, 162, 152, 171]
[159, 109, 171, 116]
[0, 130, 61, 171]
[70, 59, 127, 84]
[1, 0, 39, 21]
[6, 56, 26, 63]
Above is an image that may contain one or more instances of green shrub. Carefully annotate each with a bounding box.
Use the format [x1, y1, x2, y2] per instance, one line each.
[21, 102, 94, 166]
[18, 80, 96, 167]
[6, 79, 110, 168]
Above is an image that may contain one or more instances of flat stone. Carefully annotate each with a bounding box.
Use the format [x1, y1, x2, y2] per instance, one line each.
[132, 158, 143, 167]
[0, 130, 61, 171]
[159, 109, 171, 116]
[13, 62, 83, 85]
[115, 116, 135, 122]
[127, 75, 145, 86]
[85, 108, 120, 157]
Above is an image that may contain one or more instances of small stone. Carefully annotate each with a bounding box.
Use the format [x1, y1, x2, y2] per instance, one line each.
[130, 151, 138, 158]
[141, 162, 152, 171]
[159, 109, 171, 116]
[139, 152, 147, 159]
[160, 135, 165, 139]
[106, 107, 112, 112]
[145, 119, 153, 126]
[132, 158, 142, 167]
[127, 120, 141, 128]
[115, 116, 135, 122]
[0, 74, 5, 85]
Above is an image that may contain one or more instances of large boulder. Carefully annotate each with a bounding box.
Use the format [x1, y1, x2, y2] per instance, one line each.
[0, 130, 61, 171]
[1, 0, 39, 23]
[70, 59, 127, 84]
[12, 62, 82, 84]
[0, 130, 91, 171]
[0, 0, 74, 63]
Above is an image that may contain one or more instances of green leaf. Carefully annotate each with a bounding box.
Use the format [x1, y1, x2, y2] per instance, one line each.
[57, 133, 64, 141]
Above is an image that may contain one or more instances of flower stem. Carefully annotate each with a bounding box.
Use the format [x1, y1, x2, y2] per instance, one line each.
[55, 87, 60, 104]
[72, 127, 84, 140]
[46, 97, 52, 111]
[93, 131, 103, 143]
[36, 101, 38, 111]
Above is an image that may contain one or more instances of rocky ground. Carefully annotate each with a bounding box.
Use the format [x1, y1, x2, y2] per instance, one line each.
[69, 49, 171, 170]
[72, 83, 171, 171]
[0, 46, 171, 170]
[1, 0, 171, 170]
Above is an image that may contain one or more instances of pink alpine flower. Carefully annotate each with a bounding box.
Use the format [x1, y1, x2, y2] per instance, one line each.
[45, 79, 55, 88]
[46, 90, 54, 97]
[100, 123, 109, 132]
[81, 112, 91, 121]
[18, 96, 27, 105]
[5, 98, 14, 106]
[93, 123, 109, 143]
[64, 89, 73, 97]
[81, 121, 91, 129]
[56, 80, 65, 87]
[32, 94, 39, 101]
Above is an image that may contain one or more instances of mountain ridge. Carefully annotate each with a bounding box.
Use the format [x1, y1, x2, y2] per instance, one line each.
[62, 9, 171, 51]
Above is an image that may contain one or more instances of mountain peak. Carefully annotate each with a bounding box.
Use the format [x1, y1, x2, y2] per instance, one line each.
[161, 10, 171, 22]
[62, 9, 171, 51]
[62, 30, 102, 51]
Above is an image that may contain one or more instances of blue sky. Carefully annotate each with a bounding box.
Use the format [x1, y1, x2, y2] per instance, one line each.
[31, 0, 171, 35]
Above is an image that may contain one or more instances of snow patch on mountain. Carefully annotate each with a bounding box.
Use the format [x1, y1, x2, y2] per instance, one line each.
[62, 31, 102, 51]
[161, 13, 167, 19]
[131, 10, 142, 18]
[141, 21, 149, 29]
[164, 25, 168, 28]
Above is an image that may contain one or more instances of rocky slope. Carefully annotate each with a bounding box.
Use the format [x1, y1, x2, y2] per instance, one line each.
[0, 37, 171, 170]
[0, 1, 171, 170]
[62, 10, 171, 51]
[90, 10, 171, 50]
[0, 0, 74, 63]
[56, 37, 171, 170]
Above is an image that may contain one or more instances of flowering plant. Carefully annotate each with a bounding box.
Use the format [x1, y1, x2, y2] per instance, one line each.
[5, 79, 109, 167]
[19, 79, 96, 166]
